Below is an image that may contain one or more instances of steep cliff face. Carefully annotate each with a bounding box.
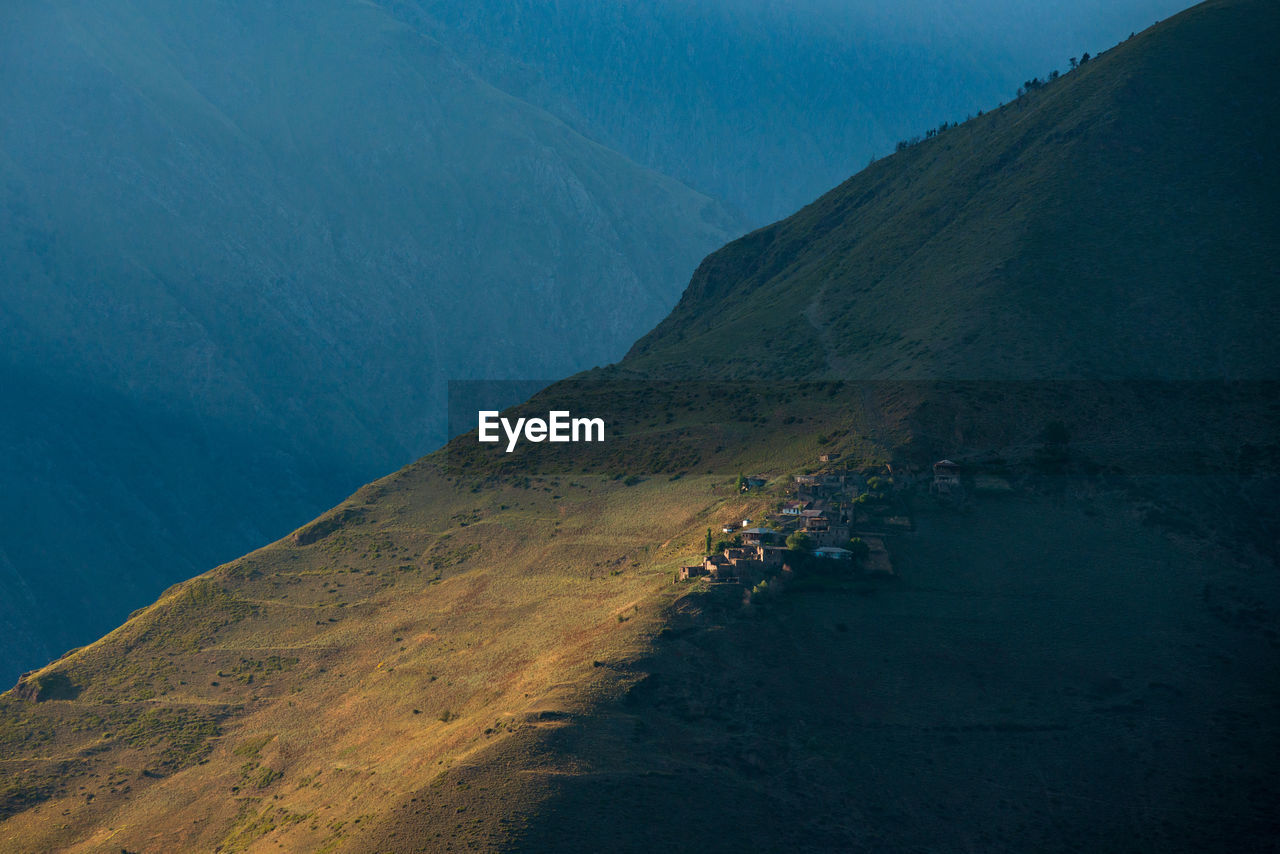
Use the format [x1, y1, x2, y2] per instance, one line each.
[0, 0, 740, 680]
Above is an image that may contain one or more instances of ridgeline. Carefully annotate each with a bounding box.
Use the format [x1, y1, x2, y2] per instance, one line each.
[1, 2, 1277, 850]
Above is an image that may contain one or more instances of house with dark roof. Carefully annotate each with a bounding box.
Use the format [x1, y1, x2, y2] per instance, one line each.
[741, 527, 781, 545]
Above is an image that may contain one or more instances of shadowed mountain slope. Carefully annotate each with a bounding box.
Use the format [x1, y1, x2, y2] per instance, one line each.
[0, 2, 1277, 851]
[625, 0, 1280, 381]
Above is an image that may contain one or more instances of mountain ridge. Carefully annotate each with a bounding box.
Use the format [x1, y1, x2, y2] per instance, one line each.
[400, 0, 1194, 224]
[625, 0, 1280, 380]
[1, 1, 1278, 850]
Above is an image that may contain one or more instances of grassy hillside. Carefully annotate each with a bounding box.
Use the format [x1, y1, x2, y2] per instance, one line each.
[625, 0, 1280, 380]
[0, 0, 1191, 686]
[1, 1, 1278, 850]
[442, 494, 1279, 853]
[0, 439, 848, 851]
[0, 377, 1275, 851]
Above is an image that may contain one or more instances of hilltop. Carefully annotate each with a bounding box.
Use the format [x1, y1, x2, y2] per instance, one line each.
[1, 1, 1278, 851]
[625, 0, 1280, 380]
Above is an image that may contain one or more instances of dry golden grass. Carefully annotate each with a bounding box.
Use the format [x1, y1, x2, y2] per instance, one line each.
[1, 373, 1274, 851]
[0, 457, 786, 852]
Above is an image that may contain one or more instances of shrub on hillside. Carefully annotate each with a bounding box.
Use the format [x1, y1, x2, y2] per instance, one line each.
[786, 532, 814, 552]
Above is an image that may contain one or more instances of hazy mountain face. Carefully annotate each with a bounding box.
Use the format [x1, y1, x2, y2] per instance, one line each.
[406, 0, 1193, 223]
[0, 0, 738, 680]
[0, 0, 1191, 681]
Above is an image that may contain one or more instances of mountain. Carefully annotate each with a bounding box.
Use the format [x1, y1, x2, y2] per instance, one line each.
[0, 0, 1190, 686]
[2, 1, 1279, 851]
[0, 0, 740, 682]
[624, 0, 1280, 380]
[406, 0, 1194, 224]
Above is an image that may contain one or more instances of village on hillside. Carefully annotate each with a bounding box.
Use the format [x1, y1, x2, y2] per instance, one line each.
[678, 456, 973, 589]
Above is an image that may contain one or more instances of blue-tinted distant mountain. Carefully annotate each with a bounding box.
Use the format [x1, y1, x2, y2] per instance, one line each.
[0, 0, 739, 680]
[406, 0, 1193, 223]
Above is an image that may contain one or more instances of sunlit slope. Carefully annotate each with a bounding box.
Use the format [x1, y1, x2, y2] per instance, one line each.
[1, 380, 1274, 851]
[0, 466, 764, 852]
[625, 0, 1280, 381]
[0, 385, 895, 851]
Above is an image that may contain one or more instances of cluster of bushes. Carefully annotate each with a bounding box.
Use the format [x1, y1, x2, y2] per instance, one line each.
[785, 531, 813, 552]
